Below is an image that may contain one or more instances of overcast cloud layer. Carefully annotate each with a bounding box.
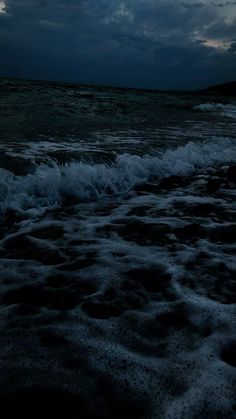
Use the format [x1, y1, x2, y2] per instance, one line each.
[0, 0, 236, 89]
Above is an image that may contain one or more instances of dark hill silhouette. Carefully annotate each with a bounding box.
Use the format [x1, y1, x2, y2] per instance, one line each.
[203, 81, 236, 96]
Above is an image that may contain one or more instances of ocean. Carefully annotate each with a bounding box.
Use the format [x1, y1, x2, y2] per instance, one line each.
[0, 77, 236, 417]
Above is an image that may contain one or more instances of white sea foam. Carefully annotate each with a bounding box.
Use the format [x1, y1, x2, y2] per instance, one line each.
[0, 137, 235, 216]
[0, 140, 235, 418]
[194, 103, 236, 119]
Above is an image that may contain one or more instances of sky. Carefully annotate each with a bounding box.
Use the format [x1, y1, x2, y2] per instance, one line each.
[0, 0, 236, 90]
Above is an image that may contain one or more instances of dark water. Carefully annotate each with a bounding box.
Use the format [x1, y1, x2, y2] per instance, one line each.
[0, 77, 236, 418]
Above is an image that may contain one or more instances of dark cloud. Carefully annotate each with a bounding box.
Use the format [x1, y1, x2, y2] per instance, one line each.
[0, 0, 236, 89]
[228, 41, 236, 51]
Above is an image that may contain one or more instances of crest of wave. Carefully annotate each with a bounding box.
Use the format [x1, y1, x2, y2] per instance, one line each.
[194, 103, 236, 118]
[0, 137, 235, 216]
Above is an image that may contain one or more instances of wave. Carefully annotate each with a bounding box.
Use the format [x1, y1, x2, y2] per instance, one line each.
[0, 138, 236, 217]
[194, 103, 236, 118]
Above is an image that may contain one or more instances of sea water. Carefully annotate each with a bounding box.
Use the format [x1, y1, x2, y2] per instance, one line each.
[0, 78, 236, 418]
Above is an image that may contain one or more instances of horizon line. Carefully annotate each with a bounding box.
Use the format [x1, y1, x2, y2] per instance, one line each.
[1, 74, 235, 94]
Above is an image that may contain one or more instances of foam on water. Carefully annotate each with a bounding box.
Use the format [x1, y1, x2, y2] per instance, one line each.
[194, 103, 236, 119]
[1, 78, 236, 417]
[0, 137, 235, 216]
[0, 140, 235, 417]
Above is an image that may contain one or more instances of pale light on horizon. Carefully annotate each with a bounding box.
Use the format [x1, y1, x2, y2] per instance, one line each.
[0, 1, 6, 14]
[203, 38, 231, 51]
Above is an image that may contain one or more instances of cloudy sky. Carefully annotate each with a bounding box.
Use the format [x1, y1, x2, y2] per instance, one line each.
[0, 0, 236, 89]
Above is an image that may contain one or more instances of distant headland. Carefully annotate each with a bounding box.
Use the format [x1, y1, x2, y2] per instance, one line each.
[202, 80, 236, 96]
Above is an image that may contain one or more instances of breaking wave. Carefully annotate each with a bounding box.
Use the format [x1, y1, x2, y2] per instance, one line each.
[0, 137, 236, 216]
[194, 103, 236, 118]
